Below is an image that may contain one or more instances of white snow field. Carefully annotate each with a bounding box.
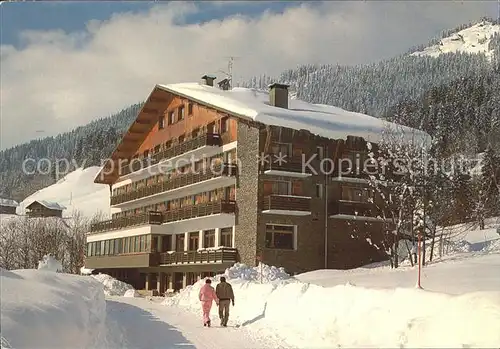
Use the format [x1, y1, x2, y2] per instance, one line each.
[1, 222, 499, 348]
[164, 223, 500, 348]
[411, 20, 500, 59]
[0, 268, 107, 349]
[17, 166, 110, 218]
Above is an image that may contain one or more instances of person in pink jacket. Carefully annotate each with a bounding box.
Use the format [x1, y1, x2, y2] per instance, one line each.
[199, 278, 219, 327]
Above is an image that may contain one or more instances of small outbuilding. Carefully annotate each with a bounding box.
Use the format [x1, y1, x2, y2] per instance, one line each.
[25, 200, 66, 218]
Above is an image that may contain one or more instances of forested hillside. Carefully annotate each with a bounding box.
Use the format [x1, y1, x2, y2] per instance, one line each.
[0, 19, 499, 202]
[0, 104, 143, 200]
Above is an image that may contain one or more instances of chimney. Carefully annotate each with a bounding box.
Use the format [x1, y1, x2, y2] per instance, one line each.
[201, 75, 216, 87]
[268, 83, 289, 109]
[218, 78, 230, 91]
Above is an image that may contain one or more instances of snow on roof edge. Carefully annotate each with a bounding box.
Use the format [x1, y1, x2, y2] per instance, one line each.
[26, 200, 66, 211]
[157, 83, 431, 145]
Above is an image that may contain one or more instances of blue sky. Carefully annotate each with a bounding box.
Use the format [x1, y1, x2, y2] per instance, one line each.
[1, 1, 496, 149]
[1, 1, 304, 47]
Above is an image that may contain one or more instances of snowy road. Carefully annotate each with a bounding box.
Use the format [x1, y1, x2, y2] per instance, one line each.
[104, 296, 279, 349]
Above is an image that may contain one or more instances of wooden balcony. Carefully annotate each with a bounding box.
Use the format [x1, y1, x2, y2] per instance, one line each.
[111, 162, 238, 205]
[159, 247, 237, 265]
[89, 211, 163, 234]
[329, 200, 382, 217]
[262, 195, 311, 213]
[163, 200, 236, 223]
[119, 133, 222, 176]
[260, 154, 312, 177]
[88, 200, 236, 234]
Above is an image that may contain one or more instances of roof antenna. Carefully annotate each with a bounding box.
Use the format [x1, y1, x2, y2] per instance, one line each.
[218, 56, 240, 89]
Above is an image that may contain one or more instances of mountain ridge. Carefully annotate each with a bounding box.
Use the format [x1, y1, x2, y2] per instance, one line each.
[1, 18, 499, 200]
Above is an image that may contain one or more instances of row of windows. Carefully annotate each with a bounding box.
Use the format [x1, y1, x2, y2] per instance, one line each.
[87, 228, 234, 257]
[113, 149, 237, 196]
[270, 142, 367, 163]
[112, 185, 236, 219]
[262, 180, 370, 203]
[87, 234, 152, 257]
[159, 104, 191, 129]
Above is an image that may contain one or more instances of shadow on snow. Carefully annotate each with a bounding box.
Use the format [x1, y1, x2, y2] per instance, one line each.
[105, 300, 195, 349]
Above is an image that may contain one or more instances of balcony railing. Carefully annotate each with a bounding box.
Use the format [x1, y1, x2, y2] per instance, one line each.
[88, 200, 236, 234]
[329, 200, 382, 217]
[262, 195, 311, 212]
[119, 133, 223, 176]
[163, 199, 236, 223]
[159, 247, 237, 265]
[89, 211, 163, 234]
[260, 154, 310, 174]
[111, 162, 238, 205]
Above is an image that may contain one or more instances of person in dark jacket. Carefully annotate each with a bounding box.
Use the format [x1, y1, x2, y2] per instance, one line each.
[215, 276, 234, 327]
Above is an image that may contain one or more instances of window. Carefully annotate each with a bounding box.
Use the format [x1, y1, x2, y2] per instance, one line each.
[168, 111, 175, 125]
[316, 183, 323, 198]
[114, 239, 121, 254]
[189, 232, 199, 251]
[188, 103, 193, 115]
[109, 239, 114, 255]
[178, 106, 185, 121]
[265, 224, 295, 250]
[178, 134, 185, 143]
[135, 236, 140, 252]
[176, 234, 185, 251]
[207, 122, 215, 134]
[271, 142, 291, 157]
[221, 116, 229, 133]
[159, 115, 165, 129]
[316, 146, 324, 160]
[341, 186, 371, 202]
[154, 145, 160, 153]
[220, 228, 233, 247]
[143, 149, 149, 158]
[140, 235, 145, 252]
[263, 180, 290, 196]
[203, 229, 215, 248]
[192, 127, 200, 138]
[124, 237, 129, 253]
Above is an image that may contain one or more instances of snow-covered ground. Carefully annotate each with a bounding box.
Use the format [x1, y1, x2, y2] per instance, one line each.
[164, 222, 500, 348]
[0, 268, 107, 349]
[17, 166, 110, 218]
[411, 21, 500, 59]
[2, 222, 499, 348]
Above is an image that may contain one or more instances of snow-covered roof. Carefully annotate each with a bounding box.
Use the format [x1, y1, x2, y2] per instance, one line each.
[0, 198, 18, 207]
[26, 200, 66, 211]
[157, 83, 430, 144]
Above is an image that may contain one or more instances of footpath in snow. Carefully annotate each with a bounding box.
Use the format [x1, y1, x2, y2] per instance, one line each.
[106, 296, 279, 349]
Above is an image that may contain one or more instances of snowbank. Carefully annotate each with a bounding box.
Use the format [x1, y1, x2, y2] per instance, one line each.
[91, 273, 135, 296]
[225, 262, 291, 282]
[164, 263, 500, 348]
[123, 289, 140, 297]
[1, 268, 107, 349]
[37, 254, 63, 272]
